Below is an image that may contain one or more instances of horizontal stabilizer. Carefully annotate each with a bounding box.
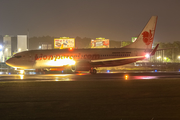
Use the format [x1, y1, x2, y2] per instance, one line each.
[150, 44, 159, 56]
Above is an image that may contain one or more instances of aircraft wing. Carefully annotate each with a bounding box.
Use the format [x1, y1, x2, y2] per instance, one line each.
[90, 44, 159, 66]
[90, 55, 145, 67]
[91, 56, 145, 63]
[150, 44, 159, 56]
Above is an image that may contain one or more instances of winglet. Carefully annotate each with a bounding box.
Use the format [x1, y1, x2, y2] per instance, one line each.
[150, 44, 159, 56]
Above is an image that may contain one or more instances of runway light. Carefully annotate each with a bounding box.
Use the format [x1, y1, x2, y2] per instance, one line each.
[19, 70, 24, 74]
[55, 77, 59, 81]
[19, 75, 24, 79]
[125, 75, 129, 80]
[155, 70, 157, 72]
[107, 70, 110, 73]
[69, 47, 73, 51]
[76, 73, 85, 75]
[157, 56, 161, 59]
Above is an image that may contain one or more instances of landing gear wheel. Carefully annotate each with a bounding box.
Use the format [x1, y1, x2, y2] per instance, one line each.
[93, 69, 97, 74]
[90, 69, 97, 74]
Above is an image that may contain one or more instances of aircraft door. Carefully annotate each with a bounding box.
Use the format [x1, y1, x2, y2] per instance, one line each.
[133, 50, 138, 56]
[28, 53, 34, 66]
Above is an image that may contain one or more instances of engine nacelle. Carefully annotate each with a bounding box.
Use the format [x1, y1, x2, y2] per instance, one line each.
[71, 61, 91, 72]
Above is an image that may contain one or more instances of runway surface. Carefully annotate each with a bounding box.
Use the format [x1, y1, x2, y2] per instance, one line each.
[1, 72, 180, 120]
[1, 72, 180, 82]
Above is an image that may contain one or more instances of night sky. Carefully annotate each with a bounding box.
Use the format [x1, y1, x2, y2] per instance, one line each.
[0, 0, 180, 42]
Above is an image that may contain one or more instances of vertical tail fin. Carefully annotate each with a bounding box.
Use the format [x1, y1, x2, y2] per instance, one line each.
[124, 16, 158, 49]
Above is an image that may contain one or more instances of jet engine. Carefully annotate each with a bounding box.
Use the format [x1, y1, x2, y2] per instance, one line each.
[71, 61, 91, 72]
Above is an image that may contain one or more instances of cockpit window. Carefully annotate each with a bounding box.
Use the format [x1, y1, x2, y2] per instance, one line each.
[12, 55, 22, 58]
[16, 56, 22, 58]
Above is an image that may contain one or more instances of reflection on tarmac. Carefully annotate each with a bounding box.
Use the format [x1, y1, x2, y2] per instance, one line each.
[0, 72, 180, 82]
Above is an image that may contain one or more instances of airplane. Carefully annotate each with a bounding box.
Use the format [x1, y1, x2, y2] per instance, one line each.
[6, 16, 158, 74]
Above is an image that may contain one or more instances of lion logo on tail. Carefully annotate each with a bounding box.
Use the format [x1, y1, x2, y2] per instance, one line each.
[142, 30, 153, 45]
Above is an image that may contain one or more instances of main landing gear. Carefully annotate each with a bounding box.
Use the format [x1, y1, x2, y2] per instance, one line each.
[90, 68, 97, 74]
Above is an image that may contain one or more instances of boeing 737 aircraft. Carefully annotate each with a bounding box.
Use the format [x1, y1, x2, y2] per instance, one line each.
[6, 16, 158, 74]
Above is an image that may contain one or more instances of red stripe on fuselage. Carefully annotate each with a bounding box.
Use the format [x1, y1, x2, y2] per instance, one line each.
[35, 53, 100, 60]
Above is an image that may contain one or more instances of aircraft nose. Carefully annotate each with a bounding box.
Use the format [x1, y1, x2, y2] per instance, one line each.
[6, 58, 13, 67]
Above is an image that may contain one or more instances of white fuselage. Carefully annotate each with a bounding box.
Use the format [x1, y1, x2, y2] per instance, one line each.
[6, 48, 148, 69]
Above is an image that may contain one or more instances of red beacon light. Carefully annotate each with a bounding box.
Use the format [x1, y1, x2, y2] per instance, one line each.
[69, 47, 73, 51]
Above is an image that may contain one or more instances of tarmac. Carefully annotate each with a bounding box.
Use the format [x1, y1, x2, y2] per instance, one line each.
[0, 72, 180, 120]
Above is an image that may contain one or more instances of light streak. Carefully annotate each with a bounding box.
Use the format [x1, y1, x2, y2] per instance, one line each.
[46, 58, 76, 66]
